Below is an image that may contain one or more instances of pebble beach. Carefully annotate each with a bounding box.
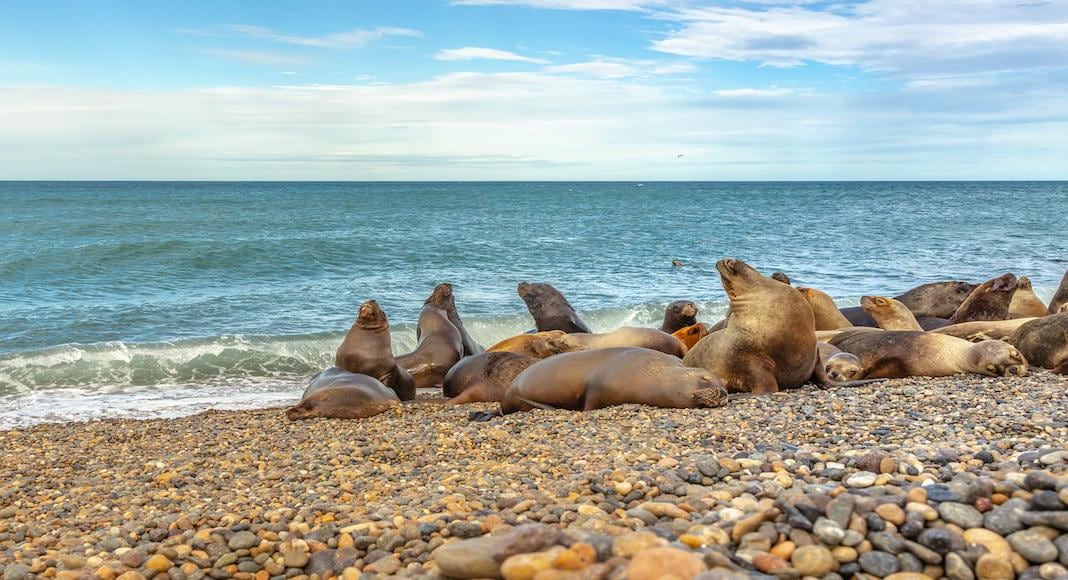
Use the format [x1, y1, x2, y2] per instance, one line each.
[2, 373, 1067, 580]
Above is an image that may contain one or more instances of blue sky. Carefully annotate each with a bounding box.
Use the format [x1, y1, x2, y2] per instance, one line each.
[2, 0, 1067, 179]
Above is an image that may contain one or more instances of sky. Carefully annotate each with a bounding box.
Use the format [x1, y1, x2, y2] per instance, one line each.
[2, 0, 1067, 180]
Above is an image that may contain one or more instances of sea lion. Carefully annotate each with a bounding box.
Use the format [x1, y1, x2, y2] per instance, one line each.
[547, 327, 687, 358]
[335, 300, 416, 401]
[396, 293, 464, 389]
[798, 287, 852, 330]
[660, 300, 698, 334]
[487, 330, 569, 358]
[517, 282, 591, 334]
[442, 352, 539, 404]
[424, 283, 484, 357]
[672, 259, 685, 267]
[829, 330, 1027, 379]
[499, 347, 728, 414]
[683, 259, 816, 394]
[840, 280, 977, 326]
[1009, 312, 1068, 373]
[771, 272, 791, 285]
[1049, 271, 1068, 315]
[673, 323, 711, 350]
[1006, 276, 1047, 318]
[815, 342, 864, 384]
[861, 295, 922, 331]
[949, 273, 1017, 324]
[932, 318, 1038, 342]
[286, 368, 400, 420]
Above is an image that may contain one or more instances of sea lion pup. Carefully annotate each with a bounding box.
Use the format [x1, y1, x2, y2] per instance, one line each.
[547, 327, 687, 358]
[499, 348, 728, 414]
[425, 283, 484, 357]
[949, 273, 1017, 324]
[286, 368, 400, 420]
[932, 318, 1038, 342]
[660, 300, 698, 333]
[840, 280, 977, 326]
[771, 272, 791, 285]
[829, 330, 1028, 379]
[487, 330, 569, 358]
[396, 293, 464, 389]
[815, 342, 864, 384]
[798, 287, 852, 330]
[861, 295, 922, 331]
[683, 258, 816, 394]
[1007, 276, 1047, 318]
[442, 352, 539, 404]
[517, 282, 592, 334]
[1049, 271, 1068, 314]
[335, 300, 416, 401]
[673, 323, 711, 350]
[1009, 312, 1068, 373]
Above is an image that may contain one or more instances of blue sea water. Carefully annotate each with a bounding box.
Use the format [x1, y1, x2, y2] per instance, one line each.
[1, 181, 1066, 427]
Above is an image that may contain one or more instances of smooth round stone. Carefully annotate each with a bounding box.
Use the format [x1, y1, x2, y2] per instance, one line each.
[228, 532, 259, 550]
[847, 472, 878, 489]
[918, 528, 965, 554]
[925, 485, 961, 503]
[938, 503, 984, 529]
[860, 551, 900, 577]
[1007, 529, 1058, 563]
[627, 547, 706, 580]
[1024, 472, 1057, 491]
[975, 554, 1015, 580]
[792, 545, 835, 577]
[963, 528, 1012, 558]
[433, 537, 503, 579]
[876, 504, 906, 526]
[945, 552, 975, 580]
[814, 518, 846, 545]
[1031, 491, 1065, 511]
[1039, 563, 1068, 580]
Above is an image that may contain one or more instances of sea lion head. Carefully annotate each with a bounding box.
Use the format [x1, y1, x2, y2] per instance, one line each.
[537, 333, 584, 357]
[667, 300, 698, 321]
[771, 272, 791, 285]
[988, 273, 1018, 293]
[425, 283, 456, 310]
[357, 300, 388, 330]
[692, 375, 729, 408]
[1017, 276, 1032, 291]
[715, 258, 763, 300]
[967, 340, 1028, 377]
[860, 295, 892, 315]
[286, 398, 319, 421]
[824, 352, 864, 382]
[673, 323, 710, 349]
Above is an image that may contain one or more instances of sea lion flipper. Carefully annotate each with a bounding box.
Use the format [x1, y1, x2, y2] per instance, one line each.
[467, 409, 503, 422]
[514, 396, 558, 411]
[826, 378, 890, 388]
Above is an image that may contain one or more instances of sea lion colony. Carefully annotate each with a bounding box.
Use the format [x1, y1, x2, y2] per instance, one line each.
[290, 261, 1068, 420]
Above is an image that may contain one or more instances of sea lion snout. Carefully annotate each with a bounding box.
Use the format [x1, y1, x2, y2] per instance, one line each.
[357, 300, 383, 324]
[285, 402, 314, 421]
[990, 273, 1017, 292]
[681, 302, 697, 317]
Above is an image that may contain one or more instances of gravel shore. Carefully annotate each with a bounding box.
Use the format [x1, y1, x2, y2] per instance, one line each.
[2, 373, 1067, 580]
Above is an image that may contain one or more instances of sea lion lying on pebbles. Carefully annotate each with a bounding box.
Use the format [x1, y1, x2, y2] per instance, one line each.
[861, 295, 922, 331]
[286, 368, 400, 420]
[798, 287, 852, 330]
[396, 290, 464, 389]
[814, 343, 865, 385]
[829, 330, 1028, 379]
[442, 352, 539, 404]
[517, 282, 591, 333]
[1008, 276, 1047, 318]
[427, 283, 484, 357]
[932, 318, 1037, 342]
[949, 273, 1017, 324]
[487, 331, 569, 358]
[547, 327, 686, 358]
[335, 300, 416, 401]
[672, 323, 710, 350]
[660, 300, 698, 334]
[1009, 312, 1068, 373]
[841, 280, 976, 327]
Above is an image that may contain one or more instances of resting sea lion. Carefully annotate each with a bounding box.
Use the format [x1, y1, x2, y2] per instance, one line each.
[1009, 312, 1068, 373]
[517, 282, 591, 333]
[396, 293, 464, 389]
[425, 283, 484, 357]
[335, 300, 416, 401]
[442, 352, 539, 404]
[829, 330, 1027, 379]
[861, 295, 922, 331]
[840, 280, 977, 327]
[1049, 271, 1068, 315]
[660, 300, 698, 334]
[815, 342, 864, 384]
[771, 272, 791, 285]
[549, 327, 687, 358]
[948, 273, 1017, 323]
[932, 318, 1037, 342]
[683, 259, 816, 394]
[500, 348, 728, 414]
[487, 330, 569, 358]
[798, 287, 852, 330]
[1008, 276, 1047, 318]
[286, 368, 400, 420]
[673, 323, 711, 350]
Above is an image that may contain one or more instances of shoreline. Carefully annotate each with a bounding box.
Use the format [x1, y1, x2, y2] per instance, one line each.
[2, 373, 1066, 578]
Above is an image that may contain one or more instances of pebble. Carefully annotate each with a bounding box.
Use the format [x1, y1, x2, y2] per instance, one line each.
[860, 550, 901, 577]
[976, 553, 1016, 580]
[847, 472, 878, 488]
[792, 545, 836, 577]
[627, 547, 706, 580]
[1007, 529, 1058, 563]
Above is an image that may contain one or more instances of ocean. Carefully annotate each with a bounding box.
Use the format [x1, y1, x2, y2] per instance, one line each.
[2, 181, 1065, 428]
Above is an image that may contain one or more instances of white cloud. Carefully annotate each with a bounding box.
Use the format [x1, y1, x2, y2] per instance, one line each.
[450, 0, 660, 10]
[180, 24, 422, 49]
[435, 47, 550, 64]
[198, 50, 307, 66]
[545, 58, 695, 78]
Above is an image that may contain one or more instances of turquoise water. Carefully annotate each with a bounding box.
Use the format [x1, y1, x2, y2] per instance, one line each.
[2, 181, 1066, 426]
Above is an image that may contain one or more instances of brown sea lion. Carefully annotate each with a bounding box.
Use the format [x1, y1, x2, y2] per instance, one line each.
[549, 327, 687, 358]
[1006, 276, 1047, 318]
[424, 283, 484, 357]
[660, 300, 698, 333]
[517, 282, 591, 333]
[673, 323, 711, 350]
[932, 318, 1038, 342]
[1049, 271, 1068, 315]
[683, 259, 816, 394]
[442, 352, 539, 404]
[396, 294, 464, 389]
[815, 342, 864, 384]
[949, 273, 1017, 324]
[861, 295, 922, 331]
[286, 368, 400, 420]
[335, 300, 416, 401]
[499, 348, 728, 414]
[771, 272, 791, 285]
[840, 280, 977, 327]
[829, 330, 1027, 379]
[487, 330, 569, 358]
[798, 287, 852, 330]
[1009, 312, 1068, 373]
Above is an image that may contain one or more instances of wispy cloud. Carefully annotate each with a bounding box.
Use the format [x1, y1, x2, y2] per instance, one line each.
[545, 58, 694, 78]
[449, 0, 661, 10]
[180, 24, 422, 49]
[198, 49, 307, 66]
[436, 47, 550, 64]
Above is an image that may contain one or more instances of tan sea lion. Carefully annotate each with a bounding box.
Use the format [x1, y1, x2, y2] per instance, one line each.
[829, 330, 1027, 379]
[548, 327, 687, 358]
[840, 280, 977, 326]
[673, 323, 710, 350]
[683, 259, 816, 394]
[932, 318, 1038, 342]
[499, 347, 728, 414]
[396, 291, 464, 389]
[1008, 276, 1047, 318]
[815, 342, 864, 384]
[442, 352, 539, 404]
[1009, 312, 1068, 373]
[426, 283, 484, 357]
[286, 368, 400, 420]
[861, 295, 922, 331]
[335, 300, 416, 401]
[660, 300, 698, 334]
[798, 287, 852, 330]
[949, 273, 1017, 324]
[487, 330, 568, 358]
[517, 282, 591, 334]
[1049, 271, 1068, 314]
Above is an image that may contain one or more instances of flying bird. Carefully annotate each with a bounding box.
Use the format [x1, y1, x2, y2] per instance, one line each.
[677, 154, 685, 158]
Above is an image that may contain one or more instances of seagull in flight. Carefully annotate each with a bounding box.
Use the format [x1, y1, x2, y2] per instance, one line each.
[676, 154, 685, 159]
